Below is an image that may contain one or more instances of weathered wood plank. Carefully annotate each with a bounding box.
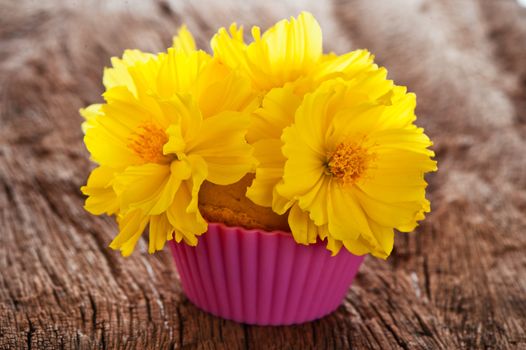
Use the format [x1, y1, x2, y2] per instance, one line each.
[0, 0, 525, 348]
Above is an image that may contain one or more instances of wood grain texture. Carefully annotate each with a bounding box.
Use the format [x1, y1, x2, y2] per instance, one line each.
[1, 0, 525, 348]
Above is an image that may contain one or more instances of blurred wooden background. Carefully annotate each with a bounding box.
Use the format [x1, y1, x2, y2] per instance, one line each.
[1, 0, 525, 348]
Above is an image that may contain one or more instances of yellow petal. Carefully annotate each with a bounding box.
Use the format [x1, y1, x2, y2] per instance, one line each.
[296, 175, 330, 226]
[292, 87, 335, 155]
[196, 60, 256, 118]
[172, 25, 196, 53]
[81, 166, 119, 215]
[370, 147, 437, 178]
[247, 85, 301, 143]
[368, 220, 394, 258]
[186, 111, 254, 185]
[342, 68, 393, 105]
[358, 150, 436, 204]
[102, 86, 164, 129]
[325, 236, 343, 256]
[329, 104, 387, 145]
[397, 200, 430, 232]
[164, 123, 187, 157]
[311, 50, 376, 83]
[156, 48, 211, 99]
[353, 186, 424, 236]
[158, 93, 202, 143]
[186, 155, 208, 214]
[272, 186, 295, 215]
[210, 23, 248, 74]
[370, 127, 434, 156]
[166, 177, 208, 245]
[80, 104, 103, 134]
[288, 204, 318, 245]
[149, 213, 173, 253]
[375, 90, 417, 129]
[342, 237, 374, 257]
[110, 209, 149, 256]
[293, 50, 378, 95]
[84, 125, 139, 168]
[246, 139, 285, 207]
[126, 55, 162, 98]
[113, 163, 171, 213]
[358, 178, 427, 203]
[278, 125, 325, 199]
[327, 181, 372, 242]
[148, 161, 192, 215]
[103, 49, 156, 93]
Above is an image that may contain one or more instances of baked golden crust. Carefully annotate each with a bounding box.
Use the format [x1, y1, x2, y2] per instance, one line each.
[198, 174, 290, 232]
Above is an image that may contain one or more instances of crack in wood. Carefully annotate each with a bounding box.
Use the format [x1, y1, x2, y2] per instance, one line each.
[26, 318, 35, 350]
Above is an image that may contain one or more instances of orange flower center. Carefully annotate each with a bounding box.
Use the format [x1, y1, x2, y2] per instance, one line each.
[326, 141, 373, 184]
[128, 122, 172, 164]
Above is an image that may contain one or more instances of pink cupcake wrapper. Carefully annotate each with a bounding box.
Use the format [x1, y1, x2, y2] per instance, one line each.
[169, 223, 364, 325]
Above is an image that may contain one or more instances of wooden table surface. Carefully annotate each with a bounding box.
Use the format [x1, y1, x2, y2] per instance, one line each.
[1, 0, 525, 348]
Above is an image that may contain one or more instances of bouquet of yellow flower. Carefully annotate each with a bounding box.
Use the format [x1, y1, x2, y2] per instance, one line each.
[81, 12, 436, 325]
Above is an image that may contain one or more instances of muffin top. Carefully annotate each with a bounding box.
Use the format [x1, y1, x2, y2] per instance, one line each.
[198, 175, 290, 232]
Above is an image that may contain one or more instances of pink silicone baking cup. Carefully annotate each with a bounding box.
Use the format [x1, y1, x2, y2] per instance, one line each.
[169, 223, 364, 325]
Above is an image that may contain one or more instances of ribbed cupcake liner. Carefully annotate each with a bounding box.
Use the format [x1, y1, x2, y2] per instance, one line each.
[169, 223, 364, 325]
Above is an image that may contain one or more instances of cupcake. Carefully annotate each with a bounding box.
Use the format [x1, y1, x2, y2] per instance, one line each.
[81, 13, 437, 325]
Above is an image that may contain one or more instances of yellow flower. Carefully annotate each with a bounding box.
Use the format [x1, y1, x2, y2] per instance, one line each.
[211, 11, 383, 154]
[81, 14, 436, 260]
[247, 68, 404, 207]
[211, 12, 377, 94]
[81, 28, 256, 256]
[247, 78, 437, 258]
